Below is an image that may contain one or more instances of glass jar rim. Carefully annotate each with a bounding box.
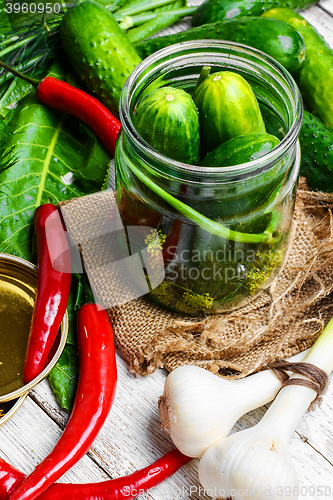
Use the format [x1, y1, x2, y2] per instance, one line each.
[119, 40, 303, 179]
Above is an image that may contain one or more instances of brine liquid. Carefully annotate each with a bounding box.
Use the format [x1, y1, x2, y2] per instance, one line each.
[0, 275, 34, 396]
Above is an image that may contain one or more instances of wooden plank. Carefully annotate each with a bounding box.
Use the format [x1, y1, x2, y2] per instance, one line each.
[0, 396, 110, 483]
[28, 354, 333, 499]
[319, 0, 333, 17]
[301, 5, 333, 48]
[1, 3, 333, 499]
[28, 355, 211, 500]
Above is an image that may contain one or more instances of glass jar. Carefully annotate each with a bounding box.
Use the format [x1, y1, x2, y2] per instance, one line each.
[115, 41, 303, 315]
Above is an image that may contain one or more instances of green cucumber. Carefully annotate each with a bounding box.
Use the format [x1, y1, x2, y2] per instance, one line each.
[133, 86, 200, 164]
[192, 0, 316, 26]
[60, 1, 142, 116]
[299, 110, 333, 192]
[193, 71, 266, 154]
[262, 8, 333, 129]
[200, 133, 280, 167]
[134, 17, 306, 75]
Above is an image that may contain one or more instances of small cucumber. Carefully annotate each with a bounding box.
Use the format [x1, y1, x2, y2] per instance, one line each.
[299, 110, 333, 192]
[193, 71, 266, 154]
[200, 133, 280, 167]
[60, 1, 142, 116]
[262, 8, 333, 128]
[134, 17, 306, 75]
[133, 86, 200, 164]
[192, 0, 316, 26]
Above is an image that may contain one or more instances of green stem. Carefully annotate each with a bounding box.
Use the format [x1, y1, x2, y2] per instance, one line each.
[0, 56, 42, 86]
[1, 35, 20, 47]
[109, 0, 124, 11]
[126, 0, 185, 42]
[117, 6, 196, 29]
[303, 316, 333, 374]
[126, 157, 278, 244]
[0, 33, 38, 58]
[117, 0, 175, 16]
[0, 59, 39, 88]
[194, 66, 211, 94]
[111, 0, 129, 12]
[0, 77, 17, 111]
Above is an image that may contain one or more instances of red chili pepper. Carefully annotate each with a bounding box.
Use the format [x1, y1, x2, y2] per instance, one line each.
[37, 77, 121, 157]
[23, 204, 71, 384]
[10, 304, 117, 500]
[0, 61, 121, 157]
[0, 450, 191, 500]
[0, 460, 25, 500]
[163, 219, 182, 265]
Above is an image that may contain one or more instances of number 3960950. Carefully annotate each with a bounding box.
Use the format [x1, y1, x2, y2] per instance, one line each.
[6, 2, 61, 14]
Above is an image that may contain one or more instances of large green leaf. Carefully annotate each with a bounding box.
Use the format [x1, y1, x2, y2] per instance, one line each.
[0, 63, 111, 411]
[0, 91, 110, 260]
[48, 343, 79, 412]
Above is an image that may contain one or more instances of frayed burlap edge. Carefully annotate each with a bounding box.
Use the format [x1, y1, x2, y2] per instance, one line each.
[107, 179, 333, 378]
[59, 178, 333, 379]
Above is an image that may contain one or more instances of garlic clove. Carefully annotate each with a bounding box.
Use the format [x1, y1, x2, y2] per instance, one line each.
[159, 352, 308, 458]
[198, 428, 299, 500]
[158, 366, 238, 457]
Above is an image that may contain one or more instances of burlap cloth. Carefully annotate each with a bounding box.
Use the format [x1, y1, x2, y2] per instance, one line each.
[60, 178, 333, 379]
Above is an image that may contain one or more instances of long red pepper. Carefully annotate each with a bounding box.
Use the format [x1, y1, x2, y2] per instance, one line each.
[0, 460, 25, 500]
[10, 304, 117, 500]
[23, 204, 71, 384]
[0, 61, 121, 157]
[37, 77, 121, 156]
[0, 450, 191, 500]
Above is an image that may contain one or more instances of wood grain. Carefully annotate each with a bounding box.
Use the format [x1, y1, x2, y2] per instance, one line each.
[1, 2, 333, 499]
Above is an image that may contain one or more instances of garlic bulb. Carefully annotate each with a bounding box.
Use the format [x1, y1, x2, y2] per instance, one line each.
[198, 316, 333, 500]
[199, 427, 298, 500]
[198, 382, 315, 500]
[159, 351, 306, 458]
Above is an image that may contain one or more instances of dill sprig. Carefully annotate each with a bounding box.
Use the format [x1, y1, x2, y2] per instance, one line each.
[0, 120, 18, 175]
[0, 17, 61, 82]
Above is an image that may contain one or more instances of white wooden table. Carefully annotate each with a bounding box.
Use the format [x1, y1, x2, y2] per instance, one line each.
[1, 2, 333, 499]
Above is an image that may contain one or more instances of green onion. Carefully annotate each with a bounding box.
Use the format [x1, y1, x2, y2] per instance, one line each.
[126, 155, 280, 244]
[117, 6, 196, 29]
[199, 316, 333, 499]
[117, 0, 176, 16]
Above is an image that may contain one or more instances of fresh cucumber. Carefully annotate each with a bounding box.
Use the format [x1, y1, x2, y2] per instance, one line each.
[192, 0, 316, 26]
[200, 133, 280, 167]
[193, 71, 266, 154]
[133, 86, 200, 164]
[262, 8, 333, 129]
[60, 1, 142, 116]
[134, 17, 306, 75]
[299, 110, 333, 192]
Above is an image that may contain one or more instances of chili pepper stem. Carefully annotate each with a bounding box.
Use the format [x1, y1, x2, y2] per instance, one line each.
[0, 57, 43, 87]
[0, 60, 39, 89]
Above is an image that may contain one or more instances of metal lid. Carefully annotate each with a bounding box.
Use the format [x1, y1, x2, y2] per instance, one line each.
[0, 253, 68, 414]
